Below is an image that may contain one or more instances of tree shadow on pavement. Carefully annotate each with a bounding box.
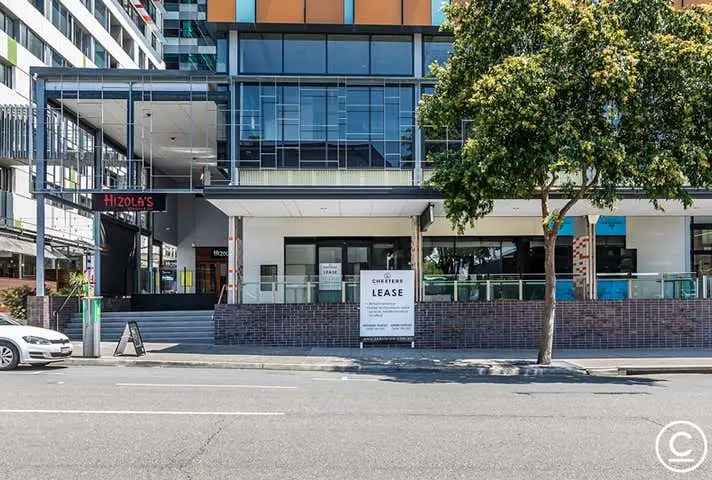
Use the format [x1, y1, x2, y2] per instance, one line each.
[361, 370, 667, 387]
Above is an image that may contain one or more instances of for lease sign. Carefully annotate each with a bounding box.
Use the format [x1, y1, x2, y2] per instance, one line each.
[359, 270, 415, 338]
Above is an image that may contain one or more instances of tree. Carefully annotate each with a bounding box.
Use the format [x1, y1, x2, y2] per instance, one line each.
[418, 0, 712, 364]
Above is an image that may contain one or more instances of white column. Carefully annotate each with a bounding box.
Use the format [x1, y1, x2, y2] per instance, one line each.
[227, 216, 243, 304]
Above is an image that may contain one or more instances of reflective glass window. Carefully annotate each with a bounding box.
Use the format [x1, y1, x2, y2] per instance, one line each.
[284, 34, 326, 74]
[327, 35, 369, 75]
[423, 35, 453, 76]
[239, 33, 282, 73]
[370, 35, 412, 76]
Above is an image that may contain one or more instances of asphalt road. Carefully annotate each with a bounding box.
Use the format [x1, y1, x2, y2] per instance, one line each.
[1, 365, 711, 480]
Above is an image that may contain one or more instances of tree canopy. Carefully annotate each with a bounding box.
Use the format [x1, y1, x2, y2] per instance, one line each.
[418, 0, 712, 363]
[419, 0, 712, 233]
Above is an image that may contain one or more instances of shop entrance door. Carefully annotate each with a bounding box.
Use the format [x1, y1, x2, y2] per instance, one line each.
[317, 245, 342, 303]
[195, 247, 228, 299]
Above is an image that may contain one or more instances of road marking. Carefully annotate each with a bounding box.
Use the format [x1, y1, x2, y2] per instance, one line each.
[116, 383, 297, 390]
[312, 377, 382, 382]
[11, 371, 47, 375]
[0, 409, 284, 416]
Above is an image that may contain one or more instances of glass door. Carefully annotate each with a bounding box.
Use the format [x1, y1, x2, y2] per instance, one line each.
[346, 245, 369, 302]
[318, 245, 343, 303]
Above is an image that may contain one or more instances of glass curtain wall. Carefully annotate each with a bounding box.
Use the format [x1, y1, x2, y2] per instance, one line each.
[239, 83, 415, 169]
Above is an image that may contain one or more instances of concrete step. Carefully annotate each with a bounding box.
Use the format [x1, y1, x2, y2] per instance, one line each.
[70, 310, 212, 318]
[65, 320, 214, 328]
[65, 309, 216, 344]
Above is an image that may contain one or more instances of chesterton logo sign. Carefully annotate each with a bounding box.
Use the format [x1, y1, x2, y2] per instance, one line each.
[360, 270, 415, 338]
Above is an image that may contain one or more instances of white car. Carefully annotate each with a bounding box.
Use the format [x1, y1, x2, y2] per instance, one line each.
[0, 316, 73, 370]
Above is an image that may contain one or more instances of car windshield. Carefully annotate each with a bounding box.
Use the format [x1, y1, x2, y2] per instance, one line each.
[0, 317, 19, 326]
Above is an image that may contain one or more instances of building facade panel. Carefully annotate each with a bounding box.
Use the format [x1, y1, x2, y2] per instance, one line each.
[306, 0, 344, 24]
[207, 0, 236, 22]
[257, 0, 305, 24]
[403, 0, 431, 26]
[354, 0, 402, 26]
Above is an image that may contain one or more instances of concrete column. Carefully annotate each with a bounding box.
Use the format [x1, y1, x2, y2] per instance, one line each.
[572, 215, 599, 300]
[413, 33, 423, 187]
[411, 216, 423, 302]
[227, 216, 244, 304]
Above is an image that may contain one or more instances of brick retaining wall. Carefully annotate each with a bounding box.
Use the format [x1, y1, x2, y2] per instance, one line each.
[215, 300, 712, 349]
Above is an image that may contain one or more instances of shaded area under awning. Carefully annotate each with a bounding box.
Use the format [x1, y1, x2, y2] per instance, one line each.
[0, 236, 68, 260]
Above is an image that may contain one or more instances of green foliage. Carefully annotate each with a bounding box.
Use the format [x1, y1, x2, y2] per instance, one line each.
[57, 272, 90, 297]
[0, 285, 35, 321]
[419, 0, 712, 233]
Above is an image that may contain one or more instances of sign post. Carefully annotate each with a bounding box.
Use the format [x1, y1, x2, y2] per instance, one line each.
[359, 270, 415, 346]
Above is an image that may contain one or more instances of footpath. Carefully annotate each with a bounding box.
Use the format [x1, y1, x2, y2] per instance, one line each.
[64, 342, 712, 376]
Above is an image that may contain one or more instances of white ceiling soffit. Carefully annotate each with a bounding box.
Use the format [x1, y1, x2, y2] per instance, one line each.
[207, 199, 433, 218]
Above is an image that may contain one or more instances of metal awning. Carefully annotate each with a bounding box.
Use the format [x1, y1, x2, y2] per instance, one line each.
[0, 237, 68, 260]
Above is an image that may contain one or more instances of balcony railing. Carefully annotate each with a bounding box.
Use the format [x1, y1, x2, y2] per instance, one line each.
[231, 272, 704, 304]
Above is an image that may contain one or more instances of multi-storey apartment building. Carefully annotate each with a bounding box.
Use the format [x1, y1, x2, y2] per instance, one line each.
[24, 0, 712, 348]
[164, 0, 222, 71]
[0, 0, 164, 292]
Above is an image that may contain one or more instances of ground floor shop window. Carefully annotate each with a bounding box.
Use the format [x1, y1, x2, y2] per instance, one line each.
[285, 237, 411, 303]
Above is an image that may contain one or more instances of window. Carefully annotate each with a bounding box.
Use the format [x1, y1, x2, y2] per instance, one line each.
[239, 34, 413, 76]
[260, 265, 278, 292]
[370, 35, 412, 75]
[0, 10, 15, 38]
[284, 34, 326, 74]
[52, 1, 72, 40]
[423, 35, 453, 76]
[327, 35, 369, 75]
[0, 62, 12, 89]
[240, 83, 415, 169]
[95, 0, 110, 31]
[74, 22, 92, 58]
[49, 48, 67, 67]
[95, 42, 108, 68]
[26, 29, 45, 60]
[240, 33, 282, 73]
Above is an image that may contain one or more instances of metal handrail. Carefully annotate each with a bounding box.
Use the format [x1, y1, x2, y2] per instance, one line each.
[52, 283, 84, 331]
[216, 284, 227, 305]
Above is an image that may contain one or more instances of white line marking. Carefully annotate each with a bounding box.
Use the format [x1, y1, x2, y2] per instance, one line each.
[11, 371, 47, 375]
[311, 377, 382, 382]
[116, 383, 297, 390]
[0, 409, 284, 416]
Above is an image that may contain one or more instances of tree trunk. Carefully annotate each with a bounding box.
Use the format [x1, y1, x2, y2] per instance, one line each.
[537, 231, 557, 365]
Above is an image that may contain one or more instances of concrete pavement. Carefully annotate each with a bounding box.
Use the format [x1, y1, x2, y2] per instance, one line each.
[64, 342, 712, 375]
[1, 365, 711, 479]
[65, 342, 584, 375]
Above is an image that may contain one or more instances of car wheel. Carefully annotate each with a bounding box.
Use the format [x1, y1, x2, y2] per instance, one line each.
[0, 341, 20, 371]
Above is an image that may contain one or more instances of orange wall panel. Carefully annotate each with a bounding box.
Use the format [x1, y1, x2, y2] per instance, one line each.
[306, 0, 344, 24]
[207, 0, 236, 22]
[355, 0, 402, 25]
[257, 0, 305, 23]
[403, 0, 431, 25]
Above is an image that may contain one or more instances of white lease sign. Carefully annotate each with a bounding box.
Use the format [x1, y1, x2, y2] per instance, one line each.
[359, 270, 415, 337]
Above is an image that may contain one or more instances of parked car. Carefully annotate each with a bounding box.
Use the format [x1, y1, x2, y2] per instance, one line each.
[0, 315, 72, 370]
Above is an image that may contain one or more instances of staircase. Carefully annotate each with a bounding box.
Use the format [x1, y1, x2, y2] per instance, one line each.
[64, 310, 215, 344]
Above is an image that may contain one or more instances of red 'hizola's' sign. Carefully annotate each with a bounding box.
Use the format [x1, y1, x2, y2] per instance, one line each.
[93, 193, 167, 212]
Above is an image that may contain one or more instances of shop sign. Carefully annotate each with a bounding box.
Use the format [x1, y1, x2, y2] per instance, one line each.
[93, 193, 166, 212]
[359, 270, 415, 338]
[211, 248, 229, 259]
[319, 263, 342, 291]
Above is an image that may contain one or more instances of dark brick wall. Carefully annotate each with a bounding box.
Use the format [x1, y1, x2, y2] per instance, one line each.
[215, 303, 360, 347]
[26, 296, 79, 331]
[215, 300, 712, 349]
